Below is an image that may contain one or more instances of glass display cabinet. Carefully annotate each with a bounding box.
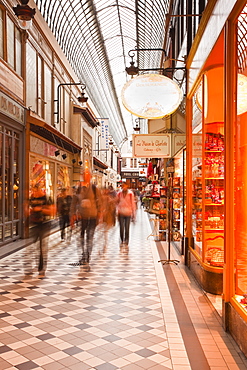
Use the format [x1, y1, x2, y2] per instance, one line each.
[190, 68, 224, 294]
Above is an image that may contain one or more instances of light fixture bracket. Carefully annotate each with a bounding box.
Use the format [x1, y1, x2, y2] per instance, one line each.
[126, 47, 185, 76]
[54, 82, 86, 125]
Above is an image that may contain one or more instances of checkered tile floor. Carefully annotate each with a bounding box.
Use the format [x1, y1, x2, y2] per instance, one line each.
[0, 207, 247, 370]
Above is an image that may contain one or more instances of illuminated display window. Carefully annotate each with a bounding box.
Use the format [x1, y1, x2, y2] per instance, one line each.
[234, 7, 247, 308]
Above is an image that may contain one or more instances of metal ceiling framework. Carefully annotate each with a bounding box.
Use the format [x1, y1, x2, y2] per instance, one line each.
[33, 0, 170, 146]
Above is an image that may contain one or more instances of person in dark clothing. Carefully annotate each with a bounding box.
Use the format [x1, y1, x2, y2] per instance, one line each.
[57, 188, 72, 241]
[70, 183, 100, 268]
[28, 184, 54, 277]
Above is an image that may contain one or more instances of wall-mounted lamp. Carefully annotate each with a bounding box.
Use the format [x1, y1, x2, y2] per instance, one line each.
[72, 159, 76, 164]
[77, 86, 88, 103]
[126, 55, 139, 76]
[79, 161, 83, 166]
[13, 0, 36, 30]
[134, 118, 141, 132]
[62, 154, 67, 160]
[55, 150, 60, 157]
[54, 82, 86, 125]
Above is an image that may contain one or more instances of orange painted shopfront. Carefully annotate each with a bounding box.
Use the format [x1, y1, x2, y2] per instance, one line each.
[187, 1, 247, 356]
[189, 32, 225, 295]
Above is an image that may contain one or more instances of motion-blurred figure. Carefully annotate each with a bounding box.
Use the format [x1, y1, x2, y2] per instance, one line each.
[117, 182, 136, 248]
[57, 188, 72, 241]
[27, 184, 54, 277]
[101, 186, 117, 248]
[71, 182, 100, 267]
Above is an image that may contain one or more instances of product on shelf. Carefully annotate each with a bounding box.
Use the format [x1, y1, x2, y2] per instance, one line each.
[173, 187, 180, 198]
[160, 187, 168, 197]
[173, 230, 180, 241]
[210, 249, 224, 267]
[159, 232, 166, 241]
[196, 231, 202, 241]
[173, 199, 181, 208]
[173, 177, 180, 186]
[240, 295, 247, 305]
[205, 132, 224, 151]
[205, 247, 222, 263]
[173, 220, 180, 229]
[159, 219, 167, 230]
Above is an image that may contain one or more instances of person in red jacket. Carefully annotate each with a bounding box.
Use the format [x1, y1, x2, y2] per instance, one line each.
[117, 182, 136, 248]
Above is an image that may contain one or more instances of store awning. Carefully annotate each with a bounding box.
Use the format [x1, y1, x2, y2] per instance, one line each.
[28, 111, 82, 154]
[73, 105, 99, 129]
[93, 156, 108, 169]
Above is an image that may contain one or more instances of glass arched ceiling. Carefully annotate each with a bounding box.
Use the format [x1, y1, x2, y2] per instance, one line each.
[34, 0, 170, 146]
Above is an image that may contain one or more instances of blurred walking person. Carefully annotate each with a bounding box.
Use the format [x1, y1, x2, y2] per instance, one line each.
[117, 182, 136, 248]
[101, 186, 117, 248]
[27, 184, 54, 277]
[57, 188, 72, 241]
[70, 182, 100, 268]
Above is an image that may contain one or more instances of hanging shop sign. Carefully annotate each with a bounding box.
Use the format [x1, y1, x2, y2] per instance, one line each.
[99, 118, 109, 150]
[192, 134, 202, 157]
[173, 134, 186, 156]
[132, 134, 171, 158]
[121, 74, 183, 119]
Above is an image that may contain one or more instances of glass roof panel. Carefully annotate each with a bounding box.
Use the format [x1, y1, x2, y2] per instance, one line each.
[34, 0, 170, 145]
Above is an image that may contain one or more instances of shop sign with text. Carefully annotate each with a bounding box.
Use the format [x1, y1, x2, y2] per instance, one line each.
[133, 134, 171, 158]
[173, 134, 186, 156]
[0, 91, 25, 124]
[99, 118, 109, 150]
[121, 171, 139, 178]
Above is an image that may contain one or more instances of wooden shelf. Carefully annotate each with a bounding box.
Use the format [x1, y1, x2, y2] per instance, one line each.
[205, 203, 224, 206]
[205, 177, 224, 180]
[205, 228, 224, 231]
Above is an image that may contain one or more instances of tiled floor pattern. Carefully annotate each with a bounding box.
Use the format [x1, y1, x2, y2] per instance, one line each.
[0, 210, 172, 370]
[154, 240, 247, 370]
[0, 207, 246, 370]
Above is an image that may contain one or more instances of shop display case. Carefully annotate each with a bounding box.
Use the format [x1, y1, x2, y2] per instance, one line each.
[192, 128, 224, 267]
[204, 124, 224, 268]
[190, 71, 224, 294]
[172, 152, 185, 254]
[192, 133, 203, 256]
[159, 184, 168, 241]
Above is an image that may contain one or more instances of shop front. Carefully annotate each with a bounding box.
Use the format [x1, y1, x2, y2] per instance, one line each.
[93, 156, 108, 188]
[26, 111, 82, 235]
[0, 91, 25, 245]
[226, 2, 247, 355]
[120, 171, 139, 189]
[186, 0, 247, 356]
